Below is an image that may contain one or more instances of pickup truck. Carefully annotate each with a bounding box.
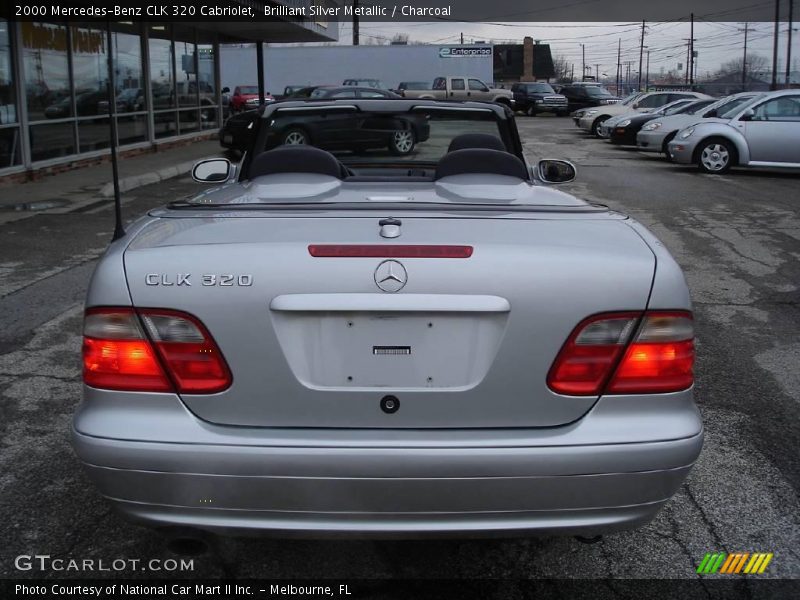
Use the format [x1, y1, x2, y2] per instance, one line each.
[401, 77, 514, 108]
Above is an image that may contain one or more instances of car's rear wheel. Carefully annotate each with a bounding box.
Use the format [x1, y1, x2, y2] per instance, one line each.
[282, 128, 309, 146]
[697, 137, 736, 174]
[591, 116, 609, 137]
[661, 132, 677, 161]
[388, 129, 416, 155]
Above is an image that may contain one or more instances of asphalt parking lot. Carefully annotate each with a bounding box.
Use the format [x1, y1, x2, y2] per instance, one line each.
[1, 116, 798, 583]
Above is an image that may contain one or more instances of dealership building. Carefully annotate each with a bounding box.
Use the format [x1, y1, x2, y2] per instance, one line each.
[0, 4, 340, 182]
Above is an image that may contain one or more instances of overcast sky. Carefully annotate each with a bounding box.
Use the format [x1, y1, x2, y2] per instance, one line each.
[334, 21, 798, 78]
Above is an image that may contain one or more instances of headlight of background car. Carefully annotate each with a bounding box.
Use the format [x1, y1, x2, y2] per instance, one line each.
[642, 122, 662, 131]
[617, 119, 631, 127]
[587, 110, 598, 116]
[679, 127, 695, 139]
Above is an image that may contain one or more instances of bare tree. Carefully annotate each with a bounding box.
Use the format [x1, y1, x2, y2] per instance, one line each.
[552, 53, 571, 82]
[716, 53, 769, 78]
[391, 33, 410, 45]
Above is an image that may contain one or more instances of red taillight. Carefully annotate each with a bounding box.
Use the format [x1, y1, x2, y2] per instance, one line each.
[309, 245, 473, 258]
[83, 308, 232, 394]
[547, 311, 694, 396]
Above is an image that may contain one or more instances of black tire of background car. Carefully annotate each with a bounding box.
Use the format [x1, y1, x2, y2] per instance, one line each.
[591, 116, 609, 137]
[662, 132, 677, 162]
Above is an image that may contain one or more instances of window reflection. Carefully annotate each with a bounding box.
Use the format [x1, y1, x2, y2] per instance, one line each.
[78, 116, 110, 153]
[30, 121, 75, 161]
[1, 18, 17, 125]
[112, 30, 143, 114]
[149, 32, 174, 111]
[22, 22, 71, 121]
[72, 24, 108, 114]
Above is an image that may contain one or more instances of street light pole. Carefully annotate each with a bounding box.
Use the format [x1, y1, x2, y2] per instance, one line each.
[581, 43, 585, 82]
[772, 0, 781, 90]
[638, 21, 646, 90]
[787, 0, 795, 86]
[740, 23, 749, 87]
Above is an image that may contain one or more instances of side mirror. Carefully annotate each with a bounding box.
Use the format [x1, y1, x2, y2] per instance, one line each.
[192, 158, 232, 183]
[705, 108, 717, 118]
[537, 159, 577, 184]
[221, 87, 230, 94]
[632, 103, 639, 109]
[739, 108, 755, 122]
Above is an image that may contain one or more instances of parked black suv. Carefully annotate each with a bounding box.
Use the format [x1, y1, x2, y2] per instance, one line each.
[558, 84, 621, 113]
[511, 82, 569, 116]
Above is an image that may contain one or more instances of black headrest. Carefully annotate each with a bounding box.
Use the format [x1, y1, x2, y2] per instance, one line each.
[249, 145, 343, 179]
[435, 149, 529, 180]
[447, 133, 507, 153]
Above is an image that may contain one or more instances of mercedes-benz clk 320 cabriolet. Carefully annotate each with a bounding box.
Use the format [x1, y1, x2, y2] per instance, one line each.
[72, 99, 702, 540]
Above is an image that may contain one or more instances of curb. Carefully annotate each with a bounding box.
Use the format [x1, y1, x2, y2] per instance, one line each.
[98, 159, 199, 198]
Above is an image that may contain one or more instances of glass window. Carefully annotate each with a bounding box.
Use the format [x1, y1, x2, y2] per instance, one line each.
[78, 117, 110, 152]
[112, 29, 144, 114]
[149, 30, 174, 111]
[331, 90, 357, 98]
[153, 109, 177, 139]
[22, 22, 72, 121]
[637, 94, 668, 109]
[71, 24, 108, 115]
[0, 127, 21, 167]
[30, 121, 75, 161]
[451, 79, 466, 91]
[197, 43, 217, 129]
[178, 108, 200, 134]
[116, 114, 147, 145]
[1, 18, 17, 126]
[752, 96, 800, 121]
[468, 79, 489, 92]
[174, 40, 197, 108]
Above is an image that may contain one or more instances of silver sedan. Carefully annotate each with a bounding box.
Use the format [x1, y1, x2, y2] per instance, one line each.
[668, 90, 800, 173]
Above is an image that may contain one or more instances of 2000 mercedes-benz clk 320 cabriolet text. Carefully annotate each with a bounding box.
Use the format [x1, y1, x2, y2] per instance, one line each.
[72, 99, 702, 539]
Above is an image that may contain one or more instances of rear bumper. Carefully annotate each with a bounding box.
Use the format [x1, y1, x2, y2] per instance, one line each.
[72, 388, 703, 538]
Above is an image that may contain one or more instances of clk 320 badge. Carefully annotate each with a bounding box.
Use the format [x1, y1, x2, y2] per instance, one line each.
[145, 274, 253, 287]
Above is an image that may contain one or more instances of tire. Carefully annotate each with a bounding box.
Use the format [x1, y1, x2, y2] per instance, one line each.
[526, 106, 537, 117]
[282, 128, 309, 146]
[661, 132, 677, 162]
[388, 128, 416, 156]
[591, 116, 609, 137]
[696, 137, 736, 174]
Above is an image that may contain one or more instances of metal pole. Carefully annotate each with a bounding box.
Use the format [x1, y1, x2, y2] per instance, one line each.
[638, 21, 645, 90]
[106, 22, 125, 241]
[581, 44, 585, 82]
[787, 0, 794, 86]
[256, 41, 265, 105]
[353, 0, 360, 45]
[689, 13, 695, 86]
[645, 50, 650, 91]
[741, 23, 749, 87]
[616, 39, 621, 95]
[772, 0, 782, 90]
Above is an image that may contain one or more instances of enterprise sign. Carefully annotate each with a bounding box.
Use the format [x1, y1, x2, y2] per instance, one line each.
[439, 47, 492, 58]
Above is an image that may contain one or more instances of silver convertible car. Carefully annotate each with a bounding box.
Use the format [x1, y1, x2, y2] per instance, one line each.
[72, 99, 702, 539]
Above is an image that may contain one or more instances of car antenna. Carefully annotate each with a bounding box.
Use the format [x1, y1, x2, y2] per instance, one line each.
[105, 21, 125, 241]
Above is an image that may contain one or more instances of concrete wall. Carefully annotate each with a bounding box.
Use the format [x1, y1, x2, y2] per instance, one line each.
[220, 44, 494, 94]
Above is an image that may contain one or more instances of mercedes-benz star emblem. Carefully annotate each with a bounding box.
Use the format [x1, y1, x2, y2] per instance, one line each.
[374, 260, 408, 293]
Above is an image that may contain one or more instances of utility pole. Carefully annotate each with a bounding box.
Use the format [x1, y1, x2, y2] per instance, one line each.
[580, 43, 586, 81]
[645, 50, 650, 91]
[570, 63, 574, 81]
[739, 23, 749, 87]
[595, 64, 600, 81]
[787, 0, 795, 86]
[616, 38, 621, 95]
[460, 32, 464, 45]
[772, 0, 781, 89]
[689, 13, 695, 86]
[352, 0, 360, 45]
[638, 21, 646, 90]
[685, 40, 691, 84]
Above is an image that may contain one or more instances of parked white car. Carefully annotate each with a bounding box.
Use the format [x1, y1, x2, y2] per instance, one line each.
[579, 91, 711, 137]
[668, 90, 800, 173]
